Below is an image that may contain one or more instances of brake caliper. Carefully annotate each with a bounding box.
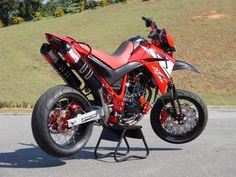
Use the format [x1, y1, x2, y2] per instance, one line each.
[49, 109, 71, 132]
[57, 110, 71, 130]
[160, 108, 170, 124]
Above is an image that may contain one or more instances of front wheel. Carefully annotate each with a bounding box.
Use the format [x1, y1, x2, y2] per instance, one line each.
[150, 89, 208, 144]
[31, 85, 93, 157]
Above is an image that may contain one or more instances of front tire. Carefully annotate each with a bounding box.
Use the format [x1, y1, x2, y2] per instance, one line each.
[31, 85, 93, 157]
[150, 89, 208, 144]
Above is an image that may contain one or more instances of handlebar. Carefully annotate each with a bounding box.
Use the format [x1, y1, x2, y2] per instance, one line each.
[142, 16, 153, 27]
[142, 16, 161, 39]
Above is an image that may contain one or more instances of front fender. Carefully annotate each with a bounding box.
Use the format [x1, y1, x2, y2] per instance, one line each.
[173, 60, 200, 73]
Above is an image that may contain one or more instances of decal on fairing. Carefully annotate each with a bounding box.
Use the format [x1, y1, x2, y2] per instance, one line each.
[68, 48, 80, 63]
[151, 66, 165, 83]
[48, 50, 58, 63]
[159, 61, 174, 78]
[141, 46, 174, 78]
[141, 46, 163, 59]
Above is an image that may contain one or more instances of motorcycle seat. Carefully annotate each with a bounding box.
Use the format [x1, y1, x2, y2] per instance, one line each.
[80, 41, 134, 69]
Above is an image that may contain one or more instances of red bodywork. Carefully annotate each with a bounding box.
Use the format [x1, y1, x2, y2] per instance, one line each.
[45, 31, 176, 113]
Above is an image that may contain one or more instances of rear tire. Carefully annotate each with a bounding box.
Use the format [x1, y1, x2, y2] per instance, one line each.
[31, 85, 93, 157]
[150, 89, 208, 144]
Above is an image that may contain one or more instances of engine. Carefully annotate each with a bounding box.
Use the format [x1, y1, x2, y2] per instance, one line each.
[105, 68, 153, 125]
[122, 69, 149, 123]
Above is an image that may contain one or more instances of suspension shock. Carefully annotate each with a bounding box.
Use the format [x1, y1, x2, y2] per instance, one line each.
[60, 43, 110, 125]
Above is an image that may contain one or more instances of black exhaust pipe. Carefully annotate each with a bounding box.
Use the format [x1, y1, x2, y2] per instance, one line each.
[60, 44, 102, 91]
[40, 43, 82, 89]
[59, 43, 109, 124]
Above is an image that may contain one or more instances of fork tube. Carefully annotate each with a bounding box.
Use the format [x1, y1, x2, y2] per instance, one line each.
[170, 84, 182, 116]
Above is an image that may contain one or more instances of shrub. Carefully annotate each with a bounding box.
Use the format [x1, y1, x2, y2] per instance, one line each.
[99, 0, 108, 7]
[108, 0, 119, 3]
[54, 8, 65, 17]
[79, 1, 85, 12]
[86, 0, 98, 10]
[34, 12, 42, 21]
[41, 2, 57, 17]
[63, 6, 77, 14]
[11, 16, 24, 24]
[0, 20, 5, 27]
[63, 3, 79, 14]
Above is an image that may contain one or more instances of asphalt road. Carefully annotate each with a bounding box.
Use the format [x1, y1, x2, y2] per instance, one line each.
[0, 107, 235, 177]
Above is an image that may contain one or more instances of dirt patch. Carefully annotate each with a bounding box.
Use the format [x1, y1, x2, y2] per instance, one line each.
[192, 11, 228, 20]
[207, 13, 226, 19]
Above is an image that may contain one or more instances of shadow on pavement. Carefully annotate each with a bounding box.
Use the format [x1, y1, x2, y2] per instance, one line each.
[0, 143, 93, 168]
[0, 143, 181, 168]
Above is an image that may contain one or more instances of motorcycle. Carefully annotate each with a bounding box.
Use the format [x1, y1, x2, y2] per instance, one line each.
[31, 17, 208, 157]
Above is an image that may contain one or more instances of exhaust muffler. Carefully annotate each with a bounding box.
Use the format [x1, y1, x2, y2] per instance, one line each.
[40, 43, 82, 89]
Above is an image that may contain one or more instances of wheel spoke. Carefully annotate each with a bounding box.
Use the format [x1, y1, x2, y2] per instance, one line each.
[161, 99, 199, 136]
[48, 97, 86, 147]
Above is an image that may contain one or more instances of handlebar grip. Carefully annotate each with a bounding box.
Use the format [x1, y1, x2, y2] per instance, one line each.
[142, 16, 148, 21]
[142, 16, 152, 27]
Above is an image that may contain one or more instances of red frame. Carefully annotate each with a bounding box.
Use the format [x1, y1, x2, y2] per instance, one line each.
[45, 32, 176, 113]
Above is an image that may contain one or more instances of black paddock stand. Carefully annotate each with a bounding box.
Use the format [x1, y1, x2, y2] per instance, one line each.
[94, 125, 149, 162]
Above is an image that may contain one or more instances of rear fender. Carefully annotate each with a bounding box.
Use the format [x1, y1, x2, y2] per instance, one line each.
[173, 60, 200, 73]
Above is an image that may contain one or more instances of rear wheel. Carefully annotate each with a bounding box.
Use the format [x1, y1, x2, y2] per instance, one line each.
[31, 85, 93, 157]
[150, 89, 208, 144]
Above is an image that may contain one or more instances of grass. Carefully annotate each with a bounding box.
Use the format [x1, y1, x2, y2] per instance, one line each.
[0, 0, 236, 108]
[0, 108, 32, 114]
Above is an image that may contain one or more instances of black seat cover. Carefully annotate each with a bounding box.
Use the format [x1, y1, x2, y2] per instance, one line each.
[87, 39, 147, 84]
[112, 41, 133, 56]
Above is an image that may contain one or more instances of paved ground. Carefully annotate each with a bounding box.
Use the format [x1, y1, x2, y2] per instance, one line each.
[0, 107, 235, 177]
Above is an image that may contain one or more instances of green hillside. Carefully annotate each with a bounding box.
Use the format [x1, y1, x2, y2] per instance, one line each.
[0, 0, 236, 108]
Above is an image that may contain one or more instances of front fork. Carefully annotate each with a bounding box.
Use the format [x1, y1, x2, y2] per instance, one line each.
[168, 82, 182, 117]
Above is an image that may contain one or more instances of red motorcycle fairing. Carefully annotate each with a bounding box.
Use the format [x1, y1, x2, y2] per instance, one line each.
[82, 36, 147, 70]
[165, 29, 175, 48]
[88, 56, 142, 85]
[85, 41, 134, 69]
[45, 32, 175, 94]
[45, 33, 91, 57]
[143, 61, 169, 94]
[129, 42, 175, 94]
[46, 33, 134, 69]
